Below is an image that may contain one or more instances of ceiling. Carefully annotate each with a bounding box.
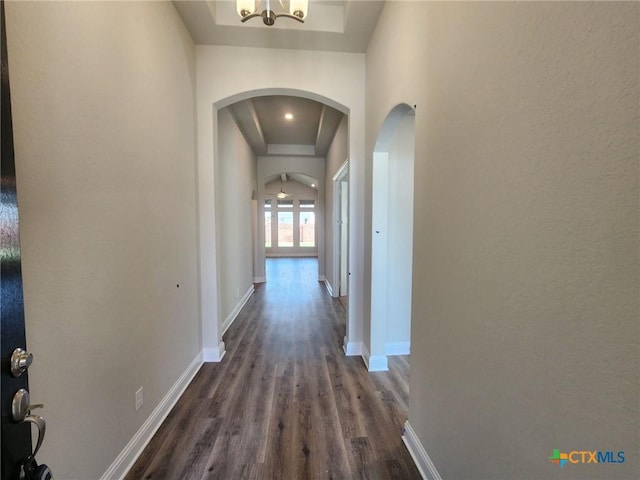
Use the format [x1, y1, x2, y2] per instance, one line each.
[174, 1, 377, 173]
[227, 95, 344, 157]
[172, 0, 385, 53]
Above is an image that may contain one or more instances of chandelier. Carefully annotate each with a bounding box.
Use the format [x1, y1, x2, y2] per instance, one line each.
[237, 0, 308, 26]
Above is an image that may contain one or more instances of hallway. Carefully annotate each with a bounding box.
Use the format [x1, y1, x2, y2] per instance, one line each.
[125, 258, 420, 479]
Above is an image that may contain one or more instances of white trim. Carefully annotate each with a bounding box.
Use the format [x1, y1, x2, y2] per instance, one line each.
[253, 276, 266, 283]
[386, 341, 410, 356]
[366, 355, 389, 372]
[402, 421, 442, 480]
[332, 159, 349, 303]
[221, 285, 254, 335]
[361, 343, 389, 372]
[203, 341, 226, 362]
[318, 274, 326, 282]
[101, 353, 203, 480]
[323, 278, 334, 297]
[332, 158, 350, 182]
[265, 252, 318, 258]
[343, 337, 362, 356]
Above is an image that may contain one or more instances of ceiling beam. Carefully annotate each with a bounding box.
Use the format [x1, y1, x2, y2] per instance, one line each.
[229, 99, 268, 155]
[315, 105, 343, 156]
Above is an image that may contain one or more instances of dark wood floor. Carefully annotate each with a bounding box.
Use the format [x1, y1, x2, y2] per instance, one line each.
[126, 258, 420, 480]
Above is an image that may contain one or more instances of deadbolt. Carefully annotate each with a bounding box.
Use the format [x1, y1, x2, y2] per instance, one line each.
[11, 348, 33, 377]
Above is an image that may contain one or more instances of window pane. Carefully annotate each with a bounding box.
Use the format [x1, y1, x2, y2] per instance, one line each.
[277, 199, 293, 208]
[299, 211, 315, 247]
[265, 199, 271, 209]
[299, 200, 315, 208]
[264, 211, 271, 248]
[278, 211, 294, 247]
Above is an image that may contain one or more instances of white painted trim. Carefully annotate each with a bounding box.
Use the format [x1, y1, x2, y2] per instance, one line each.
[361, 343, 389, 371]
[332, 159, 349, 304]
[402, 421, 443, 480]
[386, 341, 410, 356]
[253, 276, 266, 283]
[342, 336, 362, 356]
[367, 355, 389, 372]
[101, 353, 203, 480]
[221, 285, 254, 335]
[318, 274, 326, 282]
[265, 252, 319, 258]
[332, 158, 350, 182]
[323, 278, 334, 297]
[203, 341, 226, 362]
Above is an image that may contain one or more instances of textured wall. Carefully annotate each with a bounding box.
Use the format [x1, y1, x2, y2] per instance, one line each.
[367, 2, 639, 478]
[6, 2, 199, 477]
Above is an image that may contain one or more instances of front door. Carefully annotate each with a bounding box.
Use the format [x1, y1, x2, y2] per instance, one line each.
[1, 2, 38, 477]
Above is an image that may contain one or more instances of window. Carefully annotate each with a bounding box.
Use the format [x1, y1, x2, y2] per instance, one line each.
[277, 211, 294, 247]
[265, 198, 316, 250]
[299, 200, 315, 247]
[264, 200, 272, 248]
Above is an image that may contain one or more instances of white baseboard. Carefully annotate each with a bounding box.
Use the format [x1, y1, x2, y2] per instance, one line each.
[203, 341, 226, 362]
[221, 285, 254, 336]
[253, 276, 266, 283]
[343, 337, 363, 356]
[386, 341, 410, 356]
[100, 353, 203, 480]
[362, 343, 389, 371]
[265, 253, 318, 258]
[366, 355, 389, 371]
[323, 278, 333, 296]
[402, 421, 442, 480]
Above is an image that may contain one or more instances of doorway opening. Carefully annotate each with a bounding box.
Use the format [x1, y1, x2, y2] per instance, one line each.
[332, 160, 349, 311]
[369, 104, 416, 371]
[263, 173, 319, 265]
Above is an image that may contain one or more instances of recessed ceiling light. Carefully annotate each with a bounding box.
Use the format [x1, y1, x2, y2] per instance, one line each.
[284, 113, 294, 120]
[311, 183, 316, 188]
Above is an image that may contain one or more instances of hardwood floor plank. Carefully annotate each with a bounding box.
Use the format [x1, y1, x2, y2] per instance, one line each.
[125, 258, 421, 480]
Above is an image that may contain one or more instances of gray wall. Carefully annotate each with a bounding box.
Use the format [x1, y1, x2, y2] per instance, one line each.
[324, 116, 349, 293]
[6, 1, 200, 478]
[216, 108, 257, 325]
[366, 2, 639, 478]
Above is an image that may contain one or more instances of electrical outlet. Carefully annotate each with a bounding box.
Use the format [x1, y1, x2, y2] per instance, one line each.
[135, 387, 144, 411]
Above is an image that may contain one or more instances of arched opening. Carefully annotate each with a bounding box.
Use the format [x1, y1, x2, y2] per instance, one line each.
[368, 104, 416, 371]
[206, 88, 353, 360]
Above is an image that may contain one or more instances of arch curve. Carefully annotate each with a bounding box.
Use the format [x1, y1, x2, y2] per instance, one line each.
[214, 88, 350, 116]
[374, 103, 415, 153]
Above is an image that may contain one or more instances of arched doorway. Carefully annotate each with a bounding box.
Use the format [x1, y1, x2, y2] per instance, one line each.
[203, 88, 356, 361]
[368, 104, 416, 371]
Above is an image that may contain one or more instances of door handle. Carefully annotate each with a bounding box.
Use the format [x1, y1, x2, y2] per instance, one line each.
[22, 414, 46, 461]
[12, 388, 44, 422]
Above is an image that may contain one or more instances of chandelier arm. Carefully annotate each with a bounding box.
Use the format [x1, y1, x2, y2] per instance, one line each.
[240, 12, 262, 23]
[274, 13, 304, 23]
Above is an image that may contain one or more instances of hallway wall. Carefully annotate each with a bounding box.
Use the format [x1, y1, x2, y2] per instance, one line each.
[324, 116, 349, 295]
[366, 2, 639, 479]
[5, 2, 200, 478]
[216, 108, 257, 331]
